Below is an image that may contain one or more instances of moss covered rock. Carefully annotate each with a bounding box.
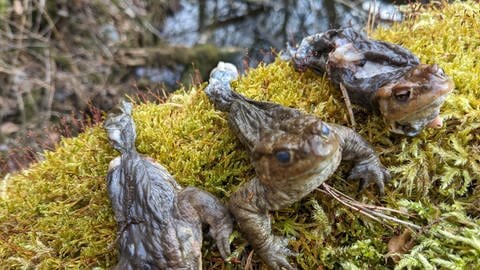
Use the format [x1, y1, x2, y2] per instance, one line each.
[1, 1, 479, 269]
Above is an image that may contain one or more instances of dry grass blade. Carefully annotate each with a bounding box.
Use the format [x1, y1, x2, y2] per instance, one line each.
[339, 83, 356, 128]
[244, 250, 254, 270]
[318, 183, 421, 230]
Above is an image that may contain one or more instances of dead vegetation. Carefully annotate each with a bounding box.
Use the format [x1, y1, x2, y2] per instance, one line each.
[0, 0, 225, 175]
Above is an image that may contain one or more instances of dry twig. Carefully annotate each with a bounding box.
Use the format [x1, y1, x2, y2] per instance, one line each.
[339, 82, 356, 128]
[317, 183, 421, 230]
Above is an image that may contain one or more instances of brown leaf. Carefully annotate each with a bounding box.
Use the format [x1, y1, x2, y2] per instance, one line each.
[0, 122, 20, 135]
[386, 229, 414, 263]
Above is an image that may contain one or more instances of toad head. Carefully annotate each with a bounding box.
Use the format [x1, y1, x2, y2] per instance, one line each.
[251, 119, 340, 186]
[104, 101, 136, 153]
[375, 64, 454, 136]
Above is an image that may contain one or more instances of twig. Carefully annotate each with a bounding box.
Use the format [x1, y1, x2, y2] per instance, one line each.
[0, 17, 50, 43]
[113, 0, 164, 40]
[326, 184, 387, 225]
[318, 183, 421, 230]
[244, 250, 254, 270]
[43, 47, 56, 127]
[339, 83, 356, 128]
[366, 0, 377, 35]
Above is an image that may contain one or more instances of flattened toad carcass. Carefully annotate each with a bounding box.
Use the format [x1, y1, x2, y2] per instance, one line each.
[287, 28, 454, 136]
[105, 101, 233, 270]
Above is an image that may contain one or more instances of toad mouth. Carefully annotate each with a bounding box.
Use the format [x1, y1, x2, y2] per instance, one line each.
[392, 122, 421, 137]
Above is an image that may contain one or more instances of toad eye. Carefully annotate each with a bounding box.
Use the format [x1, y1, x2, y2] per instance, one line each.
[321, 123, 330, 136]
[394, 89, 411, 102]
[274, 150, 292, 164]
[436, 68, 445, 77]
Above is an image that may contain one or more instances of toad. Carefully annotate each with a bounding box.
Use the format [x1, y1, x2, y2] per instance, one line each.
[205, 62, 390, 270]
[287, 28, 454, 136]
[105, 101, 233, 270]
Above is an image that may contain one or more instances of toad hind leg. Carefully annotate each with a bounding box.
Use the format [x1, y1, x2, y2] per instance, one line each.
[177, 187, 233, 260]
[229, 178, 296, 270]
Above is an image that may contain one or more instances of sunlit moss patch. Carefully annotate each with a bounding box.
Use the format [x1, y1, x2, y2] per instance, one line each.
[1, 1, 479, 269]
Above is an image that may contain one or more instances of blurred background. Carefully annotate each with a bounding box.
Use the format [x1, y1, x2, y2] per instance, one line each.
[0, 0, 406, 175]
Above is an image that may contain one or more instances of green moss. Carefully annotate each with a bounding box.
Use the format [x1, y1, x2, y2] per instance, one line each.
[1, 1, 479, 269]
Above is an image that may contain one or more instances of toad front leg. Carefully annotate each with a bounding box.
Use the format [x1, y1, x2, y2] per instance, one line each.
[229, 178, 296, 270]
[330, 124, 391, 195]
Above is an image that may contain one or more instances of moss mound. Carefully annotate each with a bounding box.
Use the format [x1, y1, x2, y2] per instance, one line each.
[1, 1, 479, 269]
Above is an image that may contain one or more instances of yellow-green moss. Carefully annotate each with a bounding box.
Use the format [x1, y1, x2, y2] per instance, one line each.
[1, 1, 479, 269]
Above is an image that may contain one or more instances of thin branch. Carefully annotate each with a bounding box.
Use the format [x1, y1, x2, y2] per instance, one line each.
[318, 183, 421, 230]
[113, 0, 164, 40]
[339, 82, 356, 128]
[43, 47, 56, 127]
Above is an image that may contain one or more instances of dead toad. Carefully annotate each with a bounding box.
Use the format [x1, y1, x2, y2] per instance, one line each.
[105, 101, 233, 270]
[205, 62, 390, 270]
[287, 28, 454, 136]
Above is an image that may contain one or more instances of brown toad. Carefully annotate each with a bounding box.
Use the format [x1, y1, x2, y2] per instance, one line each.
[105, 101, 233, 270]
[205, 62, 390, 270]
[287, 28, 454, 136]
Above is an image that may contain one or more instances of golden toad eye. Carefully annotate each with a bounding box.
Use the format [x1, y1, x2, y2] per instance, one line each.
[394, 88, 411, 102]
[274, 150, 292, 164]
